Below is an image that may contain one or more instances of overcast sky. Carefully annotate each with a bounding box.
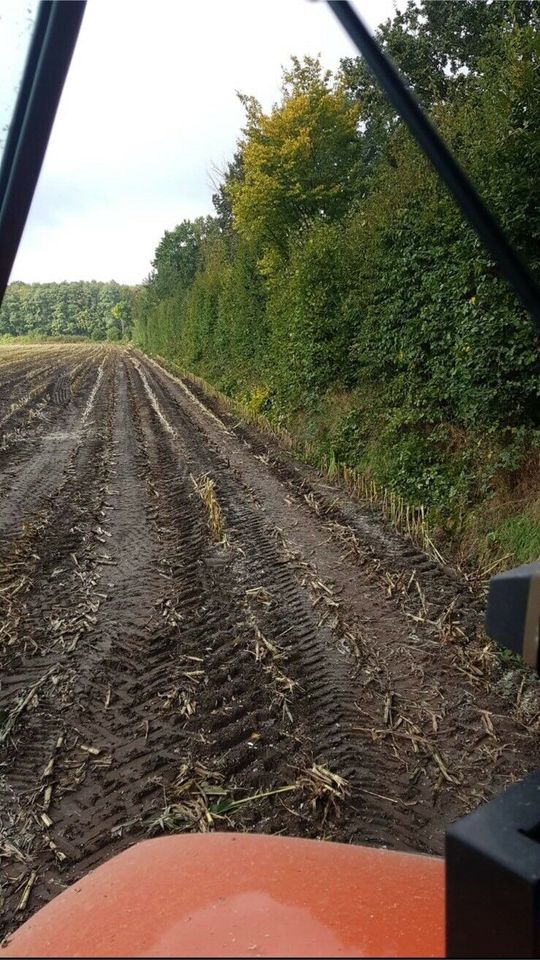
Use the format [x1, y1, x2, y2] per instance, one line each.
[7, 0, 398, 285]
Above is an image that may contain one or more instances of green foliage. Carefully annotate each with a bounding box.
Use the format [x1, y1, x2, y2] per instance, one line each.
[0, 281, 139, 341]
[339, 0, 539, 171]
[266, 221, 355, 410]
[230, 57, 361, 262]
[487, 513, 540, 565]
[136, 9, 540, 564]
[149, 217, 217, 300]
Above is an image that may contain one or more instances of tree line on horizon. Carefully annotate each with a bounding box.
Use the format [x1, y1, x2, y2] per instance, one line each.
[0, 281, 138, 341]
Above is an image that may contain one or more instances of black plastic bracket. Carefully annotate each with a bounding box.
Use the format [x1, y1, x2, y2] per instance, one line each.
[486, 562, 540, 671]
[446, 562, 540, 956]
[447, 771, 540, 957]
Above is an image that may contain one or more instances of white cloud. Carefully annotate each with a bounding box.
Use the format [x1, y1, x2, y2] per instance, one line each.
[10, 0, 396, 284]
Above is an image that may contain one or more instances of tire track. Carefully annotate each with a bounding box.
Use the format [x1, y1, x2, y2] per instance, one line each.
[133, 353, 540, 841]
[0, 347, 109, 546]
[128, 357, 432, 847]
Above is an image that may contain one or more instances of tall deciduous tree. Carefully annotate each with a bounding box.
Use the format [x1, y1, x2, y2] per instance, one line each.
[339, 0, 539, 171]
[230, 57, 361, 263]
[150, 217, 218, 300]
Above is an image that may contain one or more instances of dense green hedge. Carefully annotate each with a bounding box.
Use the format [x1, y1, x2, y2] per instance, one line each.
[134, 2, 540, 562]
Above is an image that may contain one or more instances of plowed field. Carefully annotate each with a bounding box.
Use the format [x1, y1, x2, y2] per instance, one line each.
[1, 343, 539, 936]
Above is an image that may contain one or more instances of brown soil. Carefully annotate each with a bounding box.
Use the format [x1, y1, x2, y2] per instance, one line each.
[1, 344, 539, 937]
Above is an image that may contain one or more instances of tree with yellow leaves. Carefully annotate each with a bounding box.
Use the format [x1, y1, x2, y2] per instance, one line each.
[229, 57, 361, 265]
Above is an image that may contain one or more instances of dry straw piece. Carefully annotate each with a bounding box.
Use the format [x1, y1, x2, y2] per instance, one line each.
[190, 472, 226, 542]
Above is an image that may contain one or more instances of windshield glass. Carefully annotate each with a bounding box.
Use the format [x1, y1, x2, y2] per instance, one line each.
[0, 0, 40, 159]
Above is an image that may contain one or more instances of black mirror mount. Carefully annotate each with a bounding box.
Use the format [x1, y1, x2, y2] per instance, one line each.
[446, 771, 540, 958]
[486, 562, 540, 671]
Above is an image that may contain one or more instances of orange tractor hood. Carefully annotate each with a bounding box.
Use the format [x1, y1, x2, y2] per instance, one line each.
[1, 833, 444, 958]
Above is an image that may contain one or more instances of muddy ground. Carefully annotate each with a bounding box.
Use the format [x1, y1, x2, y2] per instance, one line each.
[1, 343, 539, 937]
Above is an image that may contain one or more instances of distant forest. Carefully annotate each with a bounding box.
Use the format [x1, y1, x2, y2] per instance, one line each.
[0, 281, 138, 341]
